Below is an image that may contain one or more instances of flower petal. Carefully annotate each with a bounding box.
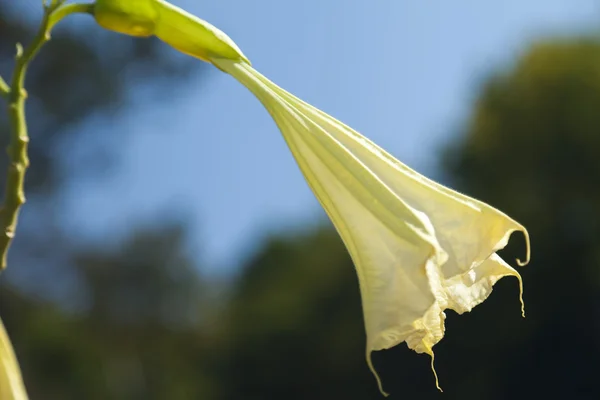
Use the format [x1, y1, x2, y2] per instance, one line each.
[0, 317, 28, 400]
[213, 58, 528, 396]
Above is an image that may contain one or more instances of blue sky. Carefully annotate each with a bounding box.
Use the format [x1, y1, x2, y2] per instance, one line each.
[58, 0, 598, 276]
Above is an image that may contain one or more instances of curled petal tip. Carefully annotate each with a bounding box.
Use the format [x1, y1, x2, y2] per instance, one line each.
[367, 350, 389, 397]
[516, 229, 531, 266]
[426, 347, 443, 392]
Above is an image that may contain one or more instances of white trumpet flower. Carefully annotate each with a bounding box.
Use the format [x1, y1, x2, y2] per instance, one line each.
[212, 58, 529, 396]
[92, 1, 530, 395]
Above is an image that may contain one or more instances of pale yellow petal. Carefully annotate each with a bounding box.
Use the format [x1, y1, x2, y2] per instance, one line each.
[212, 58, 528, 396]
[0, 318, 28, 400]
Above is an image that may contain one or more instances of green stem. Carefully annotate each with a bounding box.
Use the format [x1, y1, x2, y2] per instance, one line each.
[0, 2, 93, 270]
[48, 3, 95, 32]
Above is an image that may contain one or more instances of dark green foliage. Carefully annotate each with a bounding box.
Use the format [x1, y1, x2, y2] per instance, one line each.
[442, 38, 600, 400]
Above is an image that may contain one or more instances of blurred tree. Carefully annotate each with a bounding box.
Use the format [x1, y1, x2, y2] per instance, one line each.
[0, 1, 205, 300]
[1, 221, 218, 400]
[0, 2, 213, 399]
[217, 227, 380, 400]
[443, 38, 600, 399]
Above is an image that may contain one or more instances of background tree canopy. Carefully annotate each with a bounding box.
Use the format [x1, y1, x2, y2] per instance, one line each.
[1, 2, 599, 400]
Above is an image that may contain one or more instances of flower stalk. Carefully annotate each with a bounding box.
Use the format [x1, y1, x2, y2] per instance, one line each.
[0, 2, 94, 398]
[0, 1, 93, 270]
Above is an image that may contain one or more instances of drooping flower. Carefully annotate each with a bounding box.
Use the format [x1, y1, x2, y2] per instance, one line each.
[210, 58, 529, 395]
[92, 0, 530, 395]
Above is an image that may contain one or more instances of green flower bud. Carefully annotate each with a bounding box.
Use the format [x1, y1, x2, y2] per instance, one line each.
[94, 0, 158, 37]
[93, 0, 249, 64]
